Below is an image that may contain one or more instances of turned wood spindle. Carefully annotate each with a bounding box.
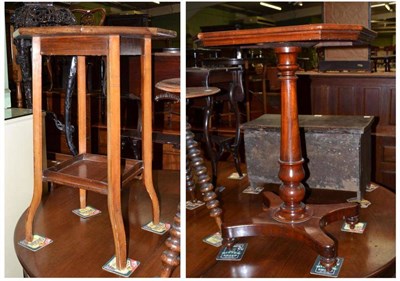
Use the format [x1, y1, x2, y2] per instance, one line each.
[186, 156, 197, 203]
[186, 122, 222, 231]
[273, 46, 312, 223]
[160, 205, 181, 278]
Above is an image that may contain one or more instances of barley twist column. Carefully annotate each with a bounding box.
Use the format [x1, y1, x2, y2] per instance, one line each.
[186, 122, 222, 230]
[160, 206, 181, 277]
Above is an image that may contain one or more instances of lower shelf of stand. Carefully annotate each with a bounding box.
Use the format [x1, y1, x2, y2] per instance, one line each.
[43, 153, 143, 195]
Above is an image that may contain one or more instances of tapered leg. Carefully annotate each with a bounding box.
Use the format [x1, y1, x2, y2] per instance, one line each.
[228, 79, 243, 178]
[141, 37, 161, 225]
[107, 35, 126, 270]
[25, 37, 43, 242]
[203, 96, 218, 187]
[77, 56, 87, 209]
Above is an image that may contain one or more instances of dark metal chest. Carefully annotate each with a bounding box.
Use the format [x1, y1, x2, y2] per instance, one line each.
[242, 114, 374, 200]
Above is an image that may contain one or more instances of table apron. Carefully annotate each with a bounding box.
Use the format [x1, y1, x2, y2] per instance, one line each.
[38, 36, 145, 56]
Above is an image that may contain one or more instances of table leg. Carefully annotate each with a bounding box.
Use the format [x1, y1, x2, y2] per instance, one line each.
[274, 46, 311, 222]
[203, 96, 218, 187]
[141, 37, 161, 225]
[107, 35, 126, 270]
[160, 205, 181, 277]
[384, 57, 390, 72]
[186, 157, 197, 203]
[228, 73, 243, 178]
[244, 61, 251, 122]
[187, 122, 222, 231]
[64, 56, 78, 156]
[25, 37, 43, 242]
[45, 56, 53, 91]
[77, 56, 87, 209]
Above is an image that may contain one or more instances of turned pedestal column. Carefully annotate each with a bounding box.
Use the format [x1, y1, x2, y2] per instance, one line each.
[273, 46, 312, 223]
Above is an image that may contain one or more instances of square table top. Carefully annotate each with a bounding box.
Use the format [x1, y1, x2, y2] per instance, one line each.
[198, 23, 376, 48]
[13, 25, 176, 40]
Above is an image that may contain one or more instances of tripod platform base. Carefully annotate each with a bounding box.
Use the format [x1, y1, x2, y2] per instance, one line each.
[222, 191, 359, 271]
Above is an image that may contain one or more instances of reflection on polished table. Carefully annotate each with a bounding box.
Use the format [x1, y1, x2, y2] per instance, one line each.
[14, 170, 180, 277]
[186, 163, 395, 277]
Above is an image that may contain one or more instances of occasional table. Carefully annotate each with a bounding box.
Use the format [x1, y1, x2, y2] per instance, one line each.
[197, 24, 377, 270]
[13, 26, 176, 273]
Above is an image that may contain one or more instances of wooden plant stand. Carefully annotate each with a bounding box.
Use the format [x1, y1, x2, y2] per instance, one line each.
[14, 26, 176, 271]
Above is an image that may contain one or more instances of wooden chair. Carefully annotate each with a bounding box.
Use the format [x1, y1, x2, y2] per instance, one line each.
[121, 79, 181, 162]
[187, 64, 244, 187]
[71, 8, 106, 25]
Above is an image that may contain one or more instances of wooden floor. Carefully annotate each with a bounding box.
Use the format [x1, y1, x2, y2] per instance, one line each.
[186, 160, 395, 278]
[14, 170, 180, 278]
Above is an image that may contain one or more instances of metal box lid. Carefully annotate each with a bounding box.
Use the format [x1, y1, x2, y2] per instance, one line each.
[241, 114, 375, 134]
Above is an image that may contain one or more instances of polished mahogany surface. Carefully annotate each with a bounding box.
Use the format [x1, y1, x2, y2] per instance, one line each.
[186, 86, 221, 99]
[186, 163, 395, 278]
[198, 24, 376, 47]
[155, 78, 180, 93]
[14, 170, 180, 277]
